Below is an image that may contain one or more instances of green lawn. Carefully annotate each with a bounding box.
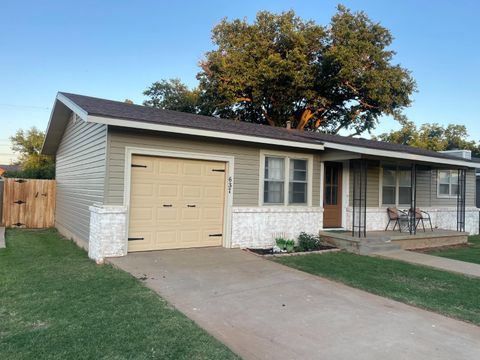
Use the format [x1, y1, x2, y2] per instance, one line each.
[422, 235, 480, 264]
[0, 229, 238, 360]
[274, 251, 480, 325]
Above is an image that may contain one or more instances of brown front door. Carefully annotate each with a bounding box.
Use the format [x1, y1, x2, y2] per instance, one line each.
[323, 162, 343, 228]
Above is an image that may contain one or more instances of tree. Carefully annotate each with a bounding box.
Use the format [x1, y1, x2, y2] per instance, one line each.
[144, 6, 416, 136]
[375, 120, 480, 157]
[7, 127, 55, 179]
[143, 79, 203, 114]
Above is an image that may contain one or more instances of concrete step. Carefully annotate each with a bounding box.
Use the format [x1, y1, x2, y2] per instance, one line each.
[359, 242, 401, 255]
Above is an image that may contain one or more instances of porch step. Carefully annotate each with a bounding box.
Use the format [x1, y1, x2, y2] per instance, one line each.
[358, 242, 401, 255]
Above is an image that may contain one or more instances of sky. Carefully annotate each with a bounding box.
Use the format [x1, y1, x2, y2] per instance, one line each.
[1, 0, 479, 163]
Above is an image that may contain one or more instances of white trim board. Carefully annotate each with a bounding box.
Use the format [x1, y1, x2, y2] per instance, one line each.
[123, 146, 235, 249]
[56, 93, 89, 120]
[322, 141, 479, 169]
[89, 115, 325, 151]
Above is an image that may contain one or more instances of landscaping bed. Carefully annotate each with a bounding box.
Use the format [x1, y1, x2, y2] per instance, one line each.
[247, 232, 337, 256]
[247, 245, 338, 256]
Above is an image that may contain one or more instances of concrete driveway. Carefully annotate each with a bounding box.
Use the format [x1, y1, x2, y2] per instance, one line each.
[108, 248, 480, 360]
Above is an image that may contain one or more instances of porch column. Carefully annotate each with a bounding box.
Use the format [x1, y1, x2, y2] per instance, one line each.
[457, 168, 467, 232]
[351, 159, 368, 237]
[409, 163, 417, 235]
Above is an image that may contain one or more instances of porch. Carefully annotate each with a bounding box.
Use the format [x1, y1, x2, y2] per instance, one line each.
[320, 229, 469, 255]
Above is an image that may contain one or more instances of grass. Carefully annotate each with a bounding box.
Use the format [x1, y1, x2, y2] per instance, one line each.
[0, 229, 239, 360]
[422, 235, 480, 264]
[274, 251, 480, 325]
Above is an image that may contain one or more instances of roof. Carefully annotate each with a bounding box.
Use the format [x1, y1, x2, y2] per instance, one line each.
[58, 92, 324, 148]
[297, 131, 472, 162]
[0, 164, 21, 176]
[42, 92, 479, 168]
[0, 164, 21, 172]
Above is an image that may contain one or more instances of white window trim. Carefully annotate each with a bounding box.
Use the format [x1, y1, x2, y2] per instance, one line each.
[437, 169, 458, 199]
[123, 146, 235, 248]
[259, 149, 313, 206]
[378, 164, 412, 208]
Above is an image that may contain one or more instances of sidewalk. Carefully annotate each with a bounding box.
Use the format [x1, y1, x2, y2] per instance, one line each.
[373, 249, 480, 278]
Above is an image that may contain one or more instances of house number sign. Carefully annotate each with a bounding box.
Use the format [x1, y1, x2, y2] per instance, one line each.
[228, 176, 233, 194]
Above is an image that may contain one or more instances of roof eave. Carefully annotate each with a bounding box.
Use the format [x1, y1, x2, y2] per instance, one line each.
[87, 115, 325, 151]
[41, 93, 88, 155]
[323, 141, 480, 168]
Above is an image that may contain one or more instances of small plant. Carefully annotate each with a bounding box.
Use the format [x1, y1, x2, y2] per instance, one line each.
[297, 232, 321, 252]
[275, 237, 287, 251]
[285, 239, 295, 253]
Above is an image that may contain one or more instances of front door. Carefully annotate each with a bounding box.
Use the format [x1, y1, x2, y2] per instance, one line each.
[323, 162, 343, 228]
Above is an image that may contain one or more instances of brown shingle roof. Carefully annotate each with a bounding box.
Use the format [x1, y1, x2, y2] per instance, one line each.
[59, 92, 323, 147]
[59, 92, 475, 163]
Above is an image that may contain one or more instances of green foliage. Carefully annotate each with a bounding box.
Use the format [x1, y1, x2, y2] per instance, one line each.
[285, 239, 295, 253]
[424, 235, 480, 265]
[275, 237, 287, 250]
[375, 119, 480, 156]
[0, 229, 239, 359]
[144, 6, 415, 135]
[297, 232, 322, 252]
[274, 251, 480, 325]
[143, 78, 204, 114]
[8, 127, 55, 179]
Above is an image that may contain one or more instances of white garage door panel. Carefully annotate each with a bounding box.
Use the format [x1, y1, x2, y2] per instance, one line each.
[128, 155, 226, 252]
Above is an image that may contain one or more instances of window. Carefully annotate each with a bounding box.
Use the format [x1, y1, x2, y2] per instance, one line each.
[264, 157, 284, 204]
[381, 165, 411, 206]
[262, 154, 310, 205]
[437, 170, 458, 197]
[289, 159, 308, 204]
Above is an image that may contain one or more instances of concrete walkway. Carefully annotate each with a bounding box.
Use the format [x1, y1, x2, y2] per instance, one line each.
[374, 250, 480, 278]
[108, 248, 480, 360]
[0, 227, 5, 248]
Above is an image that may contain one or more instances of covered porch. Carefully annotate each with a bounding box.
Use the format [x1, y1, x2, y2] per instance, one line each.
[320, 147, 479, 251]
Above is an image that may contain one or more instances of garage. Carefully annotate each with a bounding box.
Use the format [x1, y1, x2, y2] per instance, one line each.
[127, 154, 227, 252]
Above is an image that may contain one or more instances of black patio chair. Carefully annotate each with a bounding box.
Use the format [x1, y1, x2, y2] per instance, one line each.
[410, 208, 434, 232]
[385, 207, 409, 232]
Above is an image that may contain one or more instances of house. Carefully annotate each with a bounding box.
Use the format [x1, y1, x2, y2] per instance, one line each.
[41, 92, 480, 261]
[0, 164, 21, 178]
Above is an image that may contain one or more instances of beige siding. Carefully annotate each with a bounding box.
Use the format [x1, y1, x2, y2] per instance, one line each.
[106, 128, 322, 207]
[349, 165, 476, 208]
[55, 115, 107, 246]
[312, 155, 321, 206]
[106, 128, 260, 207]
[349, 162, 380, 207]
[430, 169, 476, 207]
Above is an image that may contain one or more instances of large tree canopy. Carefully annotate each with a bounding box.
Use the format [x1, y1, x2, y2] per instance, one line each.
[144, 6, 416, 135]
[375, 119, 480, 157]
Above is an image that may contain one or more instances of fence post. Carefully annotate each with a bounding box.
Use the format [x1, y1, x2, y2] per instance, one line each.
[0, 179, 4, 226]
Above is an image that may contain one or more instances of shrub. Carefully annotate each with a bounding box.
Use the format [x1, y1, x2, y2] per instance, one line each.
[285, 240, 295, 253]
[297, 232, 321, 252]
[275, 237, 287, 250]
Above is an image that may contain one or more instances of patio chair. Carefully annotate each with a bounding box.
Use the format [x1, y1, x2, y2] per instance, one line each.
[410, 208, 434, 232]
[385, 207, 408, 232]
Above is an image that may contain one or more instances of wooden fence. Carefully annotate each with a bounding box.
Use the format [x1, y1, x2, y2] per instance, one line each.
[1, 178, 56, 228]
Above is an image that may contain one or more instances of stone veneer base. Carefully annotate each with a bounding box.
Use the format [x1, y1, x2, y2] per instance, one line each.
[89, 204, 127, 263]
[231, 207, 323, 248]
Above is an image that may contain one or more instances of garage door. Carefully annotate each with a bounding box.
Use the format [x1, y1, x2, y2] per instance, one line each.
[128, 155, 226, 252]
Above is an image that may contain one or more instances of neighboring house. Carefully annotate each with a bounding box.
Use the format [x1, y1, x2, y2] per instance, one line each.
[41, 92, 480, 261]
[0, 164, 20, 178]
